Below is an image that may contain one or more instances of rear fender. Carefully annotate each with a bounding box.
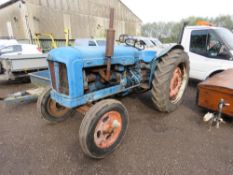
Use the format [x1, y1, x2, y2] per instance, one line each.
[148, 44, 184, 88]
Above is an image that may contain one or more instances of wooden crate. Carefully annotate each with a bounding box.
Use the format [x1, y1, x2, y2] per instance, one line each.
[198, 69, 233, 117]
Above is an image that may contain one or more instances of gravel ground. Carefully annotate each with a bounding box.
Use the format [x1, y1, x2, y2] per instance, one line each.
[0, 80, 233, 175]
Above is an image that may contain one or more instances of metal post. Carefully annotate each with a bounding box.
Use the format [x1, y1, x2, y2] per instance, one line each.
[105, 8, 115, 81]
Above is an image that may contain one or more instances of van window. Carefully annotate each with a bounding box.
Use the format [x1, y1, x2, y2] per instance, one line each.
[207, 32, 230, 59]
[207, 33, 221, 57]
[88, 41, 96, 46]
[190, 30, 208, 55]
[96, 40, 106, 46]
[216, 28, 233, 50]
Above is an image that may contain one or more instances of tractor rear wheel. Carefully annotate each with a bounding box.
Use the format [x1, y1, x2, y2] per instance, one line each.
[37, 87, 74, 122]
[79, 99, 129, 159]
[151, 49, 189, 112]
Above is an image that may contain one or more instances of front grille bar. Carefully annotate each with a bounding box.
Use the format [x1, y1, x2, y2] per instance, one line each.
[59, 63, 69, 95]
[48, 61, 57, 90]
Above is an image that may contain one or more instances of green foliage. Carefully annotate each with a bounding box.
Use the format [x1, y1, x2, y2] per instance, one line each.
[142, 15, 233, 43]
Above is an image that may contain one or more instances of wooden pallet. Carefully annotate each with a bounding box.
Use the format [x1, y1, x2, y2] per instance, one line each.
[198, 69, 233, 117]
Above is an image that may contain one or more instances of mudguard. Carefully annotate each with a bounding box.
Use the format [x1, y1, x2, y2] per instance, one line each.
[149, 44, 185, 88]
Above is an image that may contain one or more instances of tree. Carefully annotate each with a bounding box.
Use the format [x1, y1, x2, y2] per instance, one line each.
[142, 15, 233, 43]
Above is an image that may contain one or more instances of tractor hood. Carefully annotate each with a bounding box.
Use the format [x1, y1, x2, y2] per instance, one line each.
[48, 45, 157, 67]
[48, 46, 138, 63]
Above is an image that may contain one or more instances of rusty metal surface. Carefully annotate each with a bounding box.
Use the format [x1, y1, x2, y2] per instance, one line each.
[105, 29, 115, 57]
[59, 63, 69, 95]
[87, 74, 96, 83]
[47, 98, 70, 117]
[48, 61, 56, 90]
[105, 8, 115, 81]
[76, 104, 92, 115]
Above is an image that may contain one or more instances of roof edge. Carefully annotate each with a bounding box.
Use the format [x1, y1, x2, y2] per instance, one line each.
[119, 0, 142, 23]
[0, 0, 25, 10]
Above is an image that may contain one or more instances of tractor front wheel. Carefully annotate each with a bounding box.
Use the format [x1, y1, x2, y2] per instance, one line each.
[37, 87, 74, 122]
[151, 49, 190, 112]
[79, 99, 129, 159]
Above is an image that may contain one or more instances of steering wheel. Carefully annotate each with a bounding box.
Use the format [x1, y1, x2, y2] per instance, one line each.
[213, 42, 222, 50]
[125, 38, 145, 50]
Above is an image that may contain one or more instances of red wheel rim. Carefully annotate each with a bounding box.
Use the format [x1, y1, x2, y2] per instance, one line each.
[94, 111, 122, 149]
[169, 67, 183, 100]
[47, 99, 69, 117]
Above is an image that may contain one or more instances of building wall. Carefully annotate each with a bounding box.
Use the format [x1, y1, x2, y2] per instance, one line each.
[0, 0, 142, 40]
[0, 1, 28, 39]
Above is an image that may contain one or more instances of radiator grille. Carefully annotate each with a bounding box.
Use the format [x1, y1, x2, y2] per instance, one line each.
[48, 61, 56, 90]
[59, 63, 69, 95]
[48, 61, 69, 95]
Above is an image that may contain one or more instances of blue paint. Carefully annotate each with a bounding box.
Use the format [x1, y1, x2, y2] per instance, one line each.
[51, 84, 140, 108]
[30, 70, 50, 80]
[49, 46, 140, 67]
[48, 44, 183, 108]
[139, 50, 156, 63]
[148, 44, 185, 88]
[54, 62, 60, 91]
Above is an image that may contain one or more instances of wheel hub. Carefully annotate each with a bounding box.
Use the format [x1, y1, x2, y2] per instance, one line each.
[169, 67, 183, 100]
[94, 111, 122, 149]
[47, 99, 69, 118]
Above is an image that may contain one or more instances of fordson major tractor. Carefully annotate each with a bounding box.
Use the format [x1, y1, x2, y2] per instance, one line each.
[37, 9, 190, 159]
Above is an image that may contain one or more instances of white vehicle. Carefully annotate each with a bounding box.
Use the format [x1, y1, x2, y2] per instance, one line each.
[0, 43, 47, 81]
[180, 25, 233, 80]
[149, 38, 163, 47]
[0, 43, 42, 56]
[118, 35, 163, 50]
[134, 37, 155, 49]
[0, 39, 18, 49]
[74, 39, 106, 47]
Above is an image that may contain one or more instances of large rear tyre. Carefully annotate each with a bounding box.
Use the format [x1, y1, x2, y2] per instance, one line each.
[37, 87, 74, 122]
[151, 49, 190, 112]
[79, 99, 129, 159]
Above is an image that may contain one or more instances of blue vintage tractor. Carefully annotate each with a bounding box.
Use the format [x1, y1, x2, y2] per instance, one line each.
[37, 9, 189, 159]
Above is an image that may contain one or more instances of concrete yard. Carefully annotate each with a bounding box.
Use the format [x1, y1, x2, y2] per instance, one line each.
[0, 80, 233, 175]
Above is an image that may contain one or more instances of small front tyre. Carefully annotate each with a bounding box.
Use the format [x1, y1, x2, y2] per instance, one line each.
[79, 99, 129, 159]
[37, 87, 74, 122]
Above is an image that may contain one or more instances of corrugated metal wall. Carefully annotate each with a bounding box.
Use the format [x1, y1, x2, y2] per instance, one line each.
[0, 0, 141, 40]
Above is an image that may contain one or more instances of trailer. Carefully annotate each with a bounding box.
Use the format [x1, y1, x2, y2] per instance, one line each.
[198, 69, 233, 117]
[0, 54, 48, 81]
[2, 70, 50, 104]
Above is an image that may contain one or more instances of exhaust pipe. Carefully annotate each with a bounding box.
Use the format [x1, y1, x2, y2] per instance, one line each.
[105, 8, 115, 81]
